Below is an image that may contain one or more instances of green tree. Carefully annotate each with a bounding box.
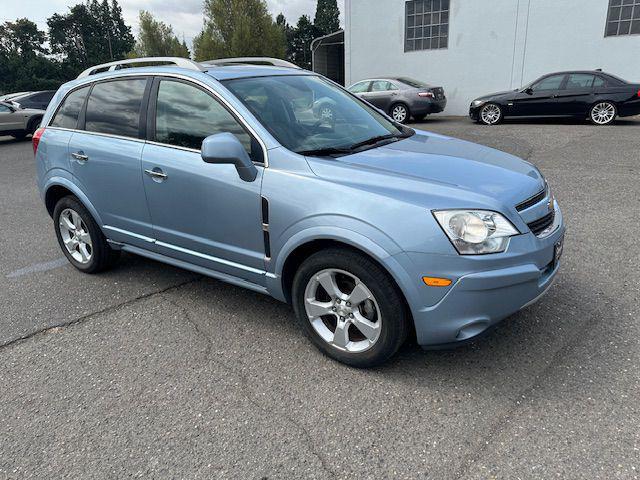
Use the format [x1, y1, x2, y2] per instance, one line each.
[193, 0, 285, 61]
[314, 0, 340, 35]
[132, 11, 190, 58]
[47, 0, 134, 75]
[288, 15, 319, 70]
[0, 19, 63, 93]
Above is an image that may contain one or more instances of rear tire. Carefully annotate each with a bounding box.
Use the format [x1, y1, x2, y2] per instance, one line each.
[292, 248, 409, 368]
[53, 195, 120, 274]
[589, 101, 616, 125]
[27, 117, 42, 135]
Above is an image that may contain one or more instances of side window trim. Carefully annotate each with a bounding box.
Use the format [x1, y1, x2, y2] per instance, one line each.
[147, 75, 265, 165]
[76, 83, 94, 131]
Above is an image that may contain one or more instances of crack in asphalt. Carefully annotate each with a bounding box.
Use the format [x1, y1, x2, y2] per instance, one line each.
[162, 292, 337, 480]
[0, 277, 202, 351]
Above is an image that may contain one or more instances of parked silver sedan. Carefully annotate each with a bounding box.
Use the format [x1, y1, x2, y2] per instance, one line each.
[347, 77, 447, 123]
[0, 101, 45, 139]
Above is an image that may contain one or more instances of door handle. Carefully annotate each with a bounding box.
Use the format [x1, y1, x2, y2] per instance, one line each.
[71, 152, 88, 163]
[144, 168, 168, 181]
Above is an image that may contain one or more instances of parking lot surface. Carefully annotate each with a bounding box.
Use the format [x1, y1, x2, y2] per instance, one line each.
[1, 117, 639, 479]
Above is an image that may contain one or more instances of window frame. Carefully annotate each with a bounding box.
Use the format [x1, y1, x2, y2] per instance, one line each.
[348, 81, 372, 93]
[531, 74, 568, 92]
[81, 76, 151, 140]
[605, 0, 640, 37]
[45, 72, 269, 167]
[405, 0, 450, 52]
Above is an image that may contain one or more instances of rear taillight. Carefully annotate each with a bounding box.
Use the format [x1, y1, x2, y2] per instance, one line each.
[418, 91, 435, 98]
[32, 127, 45, 155]
[637, 89, 640, 98]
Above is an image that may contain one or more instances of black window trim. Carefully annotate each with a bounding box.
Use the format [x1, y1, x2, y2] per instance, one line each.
[146, 76, 265, 165]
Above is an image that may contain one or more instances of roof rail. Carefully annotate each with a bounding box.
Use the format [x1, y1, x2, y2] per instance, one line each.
[77, 57, 206, 79]
[202, 57, 300, 69]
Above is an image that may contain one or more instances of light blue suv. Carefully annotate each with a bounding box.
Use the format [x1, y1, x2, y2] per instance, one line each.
[35, 57, 565, 367]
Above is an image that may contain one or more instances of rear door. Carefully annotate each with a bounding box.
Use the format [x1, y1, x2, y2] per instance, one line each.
[141, 77, 266, 284]
[556, 73, 596, 115]
[512, 74, 567, 116]
[67, 77, 154, 248]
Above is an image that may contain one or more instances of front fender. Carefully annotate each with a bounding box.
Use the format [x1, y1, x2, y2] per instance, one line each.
[266, 224, 423, 312]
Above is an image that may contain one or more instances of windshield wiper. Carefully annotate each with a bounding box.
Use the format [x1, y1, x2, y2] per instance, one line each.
[347, 133, 409, 151]
[297, 146, 354, 157]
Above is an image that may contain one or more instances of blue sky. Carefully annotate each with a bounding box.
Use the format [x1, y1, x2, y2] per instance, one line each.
[1, 0, 344, 48]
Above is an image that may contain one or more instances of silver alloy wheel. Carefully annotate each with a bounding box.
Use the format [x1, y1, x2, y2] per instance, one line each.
[480, 104, 501, 125]
[58, 208, 93, 264]
[304, 268, 382, 353]
[591, 102, 616, 125]
[392, 104, 408, 123]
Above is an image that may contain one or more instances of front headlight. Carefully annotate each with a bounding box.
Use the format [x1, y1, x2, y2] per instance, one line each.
[433, 210, 519, 254]
[472, 100, 485, 107]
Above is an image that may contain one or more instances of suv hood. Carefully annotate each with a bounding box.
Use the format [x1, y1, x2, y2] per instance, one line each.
[307, 131, 544, 207]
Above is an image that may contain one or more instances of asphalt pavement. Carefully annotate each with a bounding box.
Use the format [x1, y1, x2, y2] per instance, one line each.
[0, 116, 638, 479]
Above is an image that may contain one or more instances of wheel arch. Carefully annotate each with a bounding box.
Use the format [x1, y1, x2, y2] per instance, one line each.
[43, 178, 103, 227]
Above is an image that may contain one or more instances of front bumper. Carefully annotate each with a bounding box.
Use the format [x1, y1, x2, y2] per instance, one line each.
[395, 207, 565, 347]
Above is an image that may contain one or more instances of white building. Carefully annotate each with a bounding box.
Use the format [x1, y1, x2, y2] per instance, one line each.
[344, 0, 640, 115]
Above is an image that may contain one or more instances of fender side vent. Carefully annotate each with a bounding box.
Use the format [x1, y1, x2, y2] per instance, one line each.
[261, 196, 271, 259]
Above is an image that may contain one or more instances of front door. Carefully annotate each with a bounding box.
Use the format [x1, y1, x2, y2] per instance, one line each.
[365, 80, 397, 111]
[141, 78, 266, 285]
[68, 77, 154, 248]
[512, 74, 567, 117]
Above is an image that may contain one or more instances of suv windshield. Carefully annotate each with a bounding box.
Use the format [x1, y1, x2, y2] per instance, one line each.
[223, 75, 410, 156]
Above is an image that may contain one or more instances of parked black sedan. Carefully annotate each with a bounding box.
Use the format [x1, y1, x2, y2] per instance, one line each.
[470, 71, 640, 125]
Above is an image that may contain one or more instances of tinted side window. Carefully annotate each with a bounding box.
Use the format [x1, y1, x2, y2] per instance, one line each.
[593, 76, 607, 88]
[533, 75, 566, 91]
[154, 80, 253, 155]
[85, 79, 147, 138]
[0, 104, 11, 113]
[349, 82, 370, 93]
[566, 74, 595, 89]
[371, 81, 395, 92]
[50, 86, 90, 129]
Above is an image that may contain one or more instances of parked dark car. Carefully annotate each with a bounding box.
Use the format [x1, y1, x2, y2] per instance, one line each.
[470, 71, 640, 125]
[10, 90, 56, 110]
[347, 77, 446, 123]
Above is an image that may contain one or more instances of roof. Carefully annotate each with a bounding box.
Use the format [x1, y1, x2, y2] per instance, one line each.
[204, 65, 314, 81]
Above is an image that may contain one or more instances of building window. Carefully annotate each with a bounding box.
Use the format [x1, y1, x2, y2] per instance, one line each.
[405, 0, 450, 52]
[605, 0, 640, 36]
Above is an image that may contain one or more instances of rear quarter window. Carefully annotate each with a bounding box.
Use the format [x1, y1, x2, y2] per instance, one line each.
[50, 86, 91, 129]
[85, 79, 147, 138]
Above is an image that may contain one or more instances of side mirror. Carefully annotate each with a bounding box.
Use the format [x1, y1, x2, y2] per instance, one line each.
[524, 87, 534, 95]
[201, 132, 258, 182]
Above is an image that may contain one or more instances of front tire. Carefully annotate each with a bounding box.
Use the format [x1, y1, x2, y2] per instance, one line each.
[390, 103, 410, 124]
[292, 248, 409, 368]
[479, 103, 503, 125]
[53, 195, 120, 273]
[590, 101, 616, 125]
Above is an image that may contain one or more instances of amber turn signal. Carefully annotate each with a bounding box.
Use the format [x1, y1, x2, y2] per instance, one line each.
[422, 276, 452, 287]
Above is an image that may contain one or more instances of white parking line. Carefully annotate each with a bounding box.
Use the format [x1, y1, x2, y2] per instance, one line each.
[6, 258, 68, 279]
